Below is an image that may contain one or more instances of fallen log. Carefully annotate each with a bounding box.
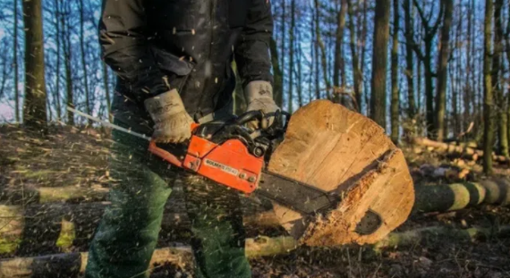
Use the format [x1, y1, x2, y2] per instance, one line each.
[0, 186, 109, 205]
[413, 137, 509, 163]
[374, 225, 510, 250]
[2, 177, 509, 254]
[268, 100, 415, 246]
[0, 202, 279, 255]
[414, 183, 486, 213]
[0, 236, 296, 278]
[3, 224, 510, 278]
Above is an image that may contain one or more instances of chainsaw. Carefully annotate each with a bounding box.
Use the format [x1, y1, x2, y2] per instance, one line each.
[69, 107, 381, 234]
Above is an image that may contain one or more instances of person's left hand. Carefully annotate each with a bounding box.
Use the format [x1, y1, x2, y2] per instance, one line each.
[244, 81, 280, 130]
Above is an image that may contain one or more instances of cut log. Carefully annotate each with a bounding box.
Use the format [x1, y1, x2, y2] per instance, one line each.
[479, 178, 510, 205]
[374, 225, 510, 250]
[0, 237, 298, 278]
[0, 247, 193, 278]
[0, 186, 109, 205]
[414, 183, 486, 213]
[3, 224, 510, 277]
[268, 100, 415, 246]
[2, 178, 509, 254]
[0, 202, 279, 255]
[413, 137, 509, 163]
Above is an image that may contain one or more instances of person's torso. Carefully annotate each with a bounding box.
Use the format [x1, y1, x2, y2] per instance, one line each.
[145, 0, 251, 118]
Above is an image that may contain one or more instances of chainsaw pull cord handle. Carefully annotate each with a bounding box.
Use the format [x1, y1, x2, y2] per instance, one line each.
[148, 123, 200, 167]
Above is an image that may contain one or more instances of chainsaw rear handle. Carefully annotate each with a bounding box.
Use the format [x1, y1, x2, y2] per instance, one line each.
[148, 122, 200, 167]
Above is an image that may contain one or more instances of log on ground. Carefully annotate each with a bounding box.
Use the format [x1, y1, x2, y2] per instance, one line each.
[374, 225, 510, 250]
[0, 202, 279, 255]
[0, 236, 297, 278]
[413, 137, 509, 163]
[268, 100, 415, 246]
[0, 186, 109, 205]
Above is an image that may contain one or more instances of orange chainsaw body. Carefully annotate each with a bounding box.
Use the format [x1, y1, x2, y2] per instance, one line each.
[149, 135, 264, 194]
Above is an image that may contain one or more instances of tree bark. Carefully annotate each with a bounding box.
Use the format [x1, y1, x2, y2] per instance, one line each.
[434, 0, 453, 142]
[79, 0, 92, 126]
[54, 0, 62, 121]
[334, 0, 348, 90]
[288, 0, 295, 112]
[492, 0, 507, 157]
[370, 0, 391, 129]
[360, 0, 368, 114]
[102, 62, 112, 122]
[13, 0, 20, 123]
[403, 0, 416, 120]
[315, 0, 331, 98]
[483, 0, 494, 174]
[390, 0, 400, 143]
[22, 0, 48, 132]
[62, 2, 74, 126]
[347, 0, 362, 111]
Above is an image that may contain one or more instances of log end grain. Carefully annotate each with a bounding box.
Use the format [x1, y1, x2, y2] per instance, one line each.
[268, 100, 415, 247]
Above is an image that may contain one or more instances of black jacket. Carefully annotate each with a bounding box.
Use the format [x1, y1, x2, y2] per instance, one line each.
[99, 0, 274, 120]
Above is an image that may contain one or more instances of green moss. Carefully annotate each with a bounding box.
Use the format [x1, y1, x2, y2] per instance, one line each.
[56, 220, 76, 250]
[0, 238, 21, 254]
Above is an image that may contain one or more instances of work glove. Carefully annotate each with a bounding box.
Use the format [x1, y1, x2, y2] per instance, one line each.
[144, 89, 195, 143]
[244, 81, 280, 130]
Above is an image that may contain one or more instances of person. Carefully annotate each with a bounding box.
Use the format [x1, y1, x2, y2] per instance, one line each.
[85, 0, 279, 277]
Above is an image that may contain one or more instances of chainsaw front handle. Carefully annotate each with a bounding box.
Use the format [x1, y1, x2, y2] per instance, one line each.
[148, 122, 200, 168]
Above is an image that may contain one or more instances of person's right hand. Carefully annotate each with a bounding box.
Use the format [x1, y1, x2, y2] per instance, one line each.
[144, 89, 195, 143]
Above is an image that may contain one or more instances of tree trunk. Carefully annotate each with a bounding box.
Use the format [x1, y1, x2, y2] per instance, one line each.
[102, 62, 112, 122]
[62, 2, 74, 126]
[296, 31, 303, 108]
[492, 0, 507, 157]
[288, 0, 295, 113]
[312, 5, 320, 100]
[280, 0, 286, 106]
[434, 0, 453, 142]
[483, 0, 494, 174]
[269, 100, 415, 246]
[315, 0, 331, 98]
[370, 0, 391, 129]
[79, 0, 92, 126]
[403, 0, 416, 120]
[22, 0, 48, 132]
[13, 0, 20, 123]
[390, 0, 400, 144]
[361, 0, 368, 114]
[506, 0, 510, 154]
[54, 0, 62, 121]
[334, 0, 348, 89]
[424, 47, 434, 137]
[347, 0, 362, 111]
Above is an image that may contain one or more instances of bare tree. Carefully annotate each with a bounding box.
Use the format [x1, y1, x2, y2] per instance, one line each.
[391, 0, 400, 143]
[434, 0, 453, 141]
[370, 0, 391, 129]
[403, 0, 416, 120]
[22, 0, 48, 131]
[347, 0, 362, 110]
[334, 0, 348, 90]
[483, 0, 494, 174]
[13, 0, 20, 123]
[410, 0, 444, 137]
[79, 0, 91, 125]
[288, 0, 295, 112]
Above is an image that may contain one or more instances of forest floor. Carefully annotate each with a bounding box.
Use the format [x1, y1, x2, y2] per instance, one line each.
[1, 124, 509, 278]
